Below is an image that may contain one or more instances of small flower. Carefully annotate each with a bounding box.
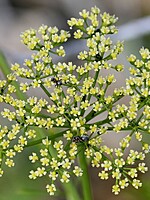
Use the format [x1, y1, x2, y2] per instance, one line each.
[78, 51, 88, 60]
[29, 153, 38, 163]
[142, 143, 150, 153]
[53, 140, 63, 150]
[132, 179, 142, 189]
[73, 166, 83, 177]
[36, 167, 47, 177]
[40, 157, 50, 166]
[57, 149, 66, 159]
[49, 171, 58, 181]
[40, 149, 48, 157]
[112, 168, 121, 179]
[114, 148, 123, 157]
[25, 129, 36, 139]
[60, 171, 70, 183]
[47, 105, 57, 114]
[128, 54, 136, 62]
[0, 168, 4, 177]
[50, 158, 61, 170]
[55, 117, 66, 126]
[1, 139, 10, 149]
[101, 160, 112, 171]
[74, 30, 83, 39]
[112, 184, 120, 195]
[29, 170, 38, 179]
[128, 168, 138, 178]
[98, 170, 109, 180]
[70, 118, 81, 130]
[18, 136, 27, 146]
[135, 132, 142, 141]
[62, 158, 72, 169]
[31, 79, 41, 88]
[138, 163, 148, 173]
[6, 149, 16, 158]
[79, 9, 89, 18]
[114, 158, 125, 168]
[31, 105, 42, 114]
[46, 184, 56, 196]
[85, 148, 93, 158]
[119, 178, 129, 189]
[56, 46, 65, 57]
[139, 47, 150, 59]
[80, 100, 90, 110]
[5, 159, 15, 167]
[67, 17, 78, 27]
[64, 130, 73, 140]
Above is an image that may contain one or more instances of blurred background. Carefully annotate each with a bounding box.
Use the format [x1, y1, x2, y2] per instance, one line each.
[0, 0, 150, 200]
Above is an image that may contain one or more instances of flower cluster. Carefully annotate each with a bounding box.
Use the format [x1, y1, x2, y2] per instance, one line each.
[0, 6, 149, 197]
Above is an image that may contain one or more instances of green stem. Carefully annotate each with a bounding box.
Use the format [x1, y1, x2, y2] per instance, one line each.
[63, 182, 81, 200]
[138, 97, 149, 109]
[0, 51, 11, 75]
[25, 129, 68, 148]
[85, 94, 124, 122]
[107, 126, 133, 131]
[40, 84, 52, 99]
[78, 147, 93, 200]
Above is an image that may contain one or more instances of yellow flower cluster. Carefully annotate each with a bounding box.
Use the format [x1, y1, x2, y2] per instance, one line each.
[0, 6, 149, 197]
[98, 139, 148, 195]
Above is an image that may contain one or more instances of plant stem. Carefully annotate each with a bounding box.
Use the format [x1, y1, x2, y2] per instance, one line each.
[25, 129, 68, 148]
[40, 84, 52, 99]
[78, 147, 93, 200]
[63, 182, 81, 200]
[0, 51, 11, 75]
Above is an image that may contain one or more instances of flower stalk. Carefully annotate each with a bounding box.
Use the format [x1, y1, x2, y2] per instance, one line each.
[79, 146, 93, 200]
